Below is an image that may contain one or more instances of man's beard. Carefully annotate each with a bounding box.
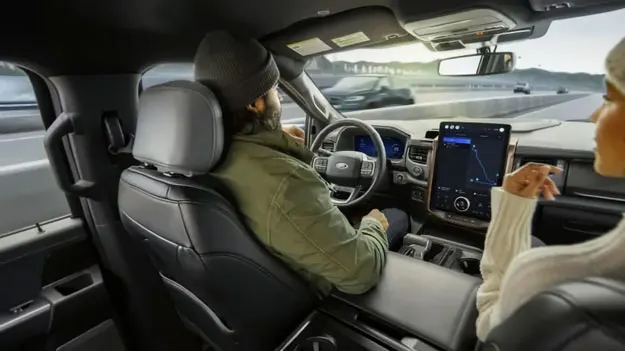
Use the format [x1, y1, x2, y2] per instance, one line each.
[259, 103, 282, 131]
[238, 103, 282, 134]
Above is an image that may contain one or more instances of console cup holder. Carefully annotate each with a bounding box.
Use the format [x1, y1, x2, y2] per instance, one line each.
[459, 258, 481, 276]
[54, 273, 94, 296]
[422, 241, 446, 262]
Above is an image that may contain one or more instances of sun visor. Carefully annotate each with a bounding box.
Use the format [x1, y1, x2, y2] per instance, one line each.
[403, 9, 516, 46]
[262, 7, 408, 60]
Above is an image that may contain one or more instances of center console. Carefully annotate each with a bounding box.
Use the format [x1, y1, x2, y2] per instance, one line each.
[278, 254, 481, 351]
[395, 122, 512, 277]
[399, 234, 482, 277]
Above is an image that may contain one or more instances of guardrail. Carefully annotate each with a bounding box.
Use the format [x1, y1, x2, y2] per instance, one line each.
[0, 101, 38, 111]
[342, 93, 588, 121]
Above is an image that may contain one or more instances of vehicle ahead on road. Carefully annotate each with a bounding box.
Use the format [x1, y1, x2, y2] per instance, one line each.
[321, 75, 414, 111]
[557, 86, 569, 94]
[0, 1, 623, 351]
[513, 81, 532, 94]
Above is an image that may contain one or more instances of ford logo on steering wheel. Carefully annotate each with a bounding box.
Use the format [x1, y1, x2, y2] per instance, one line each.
[336, 162, 349, 170]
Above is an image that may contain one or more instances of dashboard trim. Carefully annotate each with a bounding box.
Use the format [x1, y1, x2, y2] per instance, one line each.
[572, 192, 625, 203]
[426, 137, 518, 230]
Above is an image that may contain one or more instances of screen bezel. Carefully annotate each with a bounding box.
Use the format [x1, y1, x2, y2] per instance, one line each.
[428, 122, 512, 223]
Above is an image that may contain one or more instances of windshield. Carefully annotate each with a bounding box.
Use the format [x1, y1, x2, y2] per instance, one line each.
[302, 9, 625, 123]
[331, 76, 379, 90]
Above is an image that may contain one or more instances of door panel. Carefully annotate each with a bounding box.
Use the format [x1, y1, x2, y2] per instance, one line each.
[0, 218, 124, 351]
[0, 65, 124, 350]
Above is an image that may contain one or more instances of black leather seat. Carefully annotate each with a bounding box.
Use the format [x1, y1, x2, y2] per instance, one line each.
[482, 277, 625, 351]
[118, 81, 317, 350]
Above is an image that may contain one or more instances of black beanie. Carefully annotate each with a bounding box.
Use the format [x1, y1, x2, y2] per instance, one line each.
[193, 31, 280, 111]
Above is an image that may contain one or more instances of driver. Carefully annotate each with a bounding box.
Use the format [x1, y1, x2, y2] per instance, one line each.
[194, 31, 409, 295]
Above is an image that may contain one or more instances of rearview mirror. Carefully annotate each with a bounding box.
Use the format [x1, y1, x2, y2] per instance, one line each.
[438, 52, 516, 76]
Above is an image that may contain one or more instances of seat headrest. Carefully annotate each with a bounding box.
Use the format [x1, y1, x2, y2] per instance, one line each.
[133, 81, 224, 177]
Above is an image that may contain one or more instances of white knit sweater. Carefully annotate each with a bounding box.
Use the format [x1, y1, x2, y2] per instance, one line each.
[476, 187, 625, 341]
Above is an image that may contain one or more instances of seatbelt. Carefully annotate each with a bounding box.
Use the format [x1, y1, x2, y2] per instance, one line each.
[103, 113, 134, 155]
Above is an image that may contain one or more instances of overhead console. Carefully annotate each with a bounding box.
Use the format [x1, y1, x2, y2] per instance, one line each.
[428, 122, 514, 229]
[403, 9, 516, 51]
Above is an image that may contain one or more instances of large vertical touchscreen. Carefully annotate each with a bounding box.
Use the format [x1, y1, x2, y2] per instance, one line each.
[429, 122, 511, 221]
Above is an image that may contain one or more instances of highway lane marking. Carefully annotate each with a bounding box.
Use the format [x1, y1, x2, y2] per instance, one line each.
[0, 158, 49, 175]
[0, 134, 44, 143]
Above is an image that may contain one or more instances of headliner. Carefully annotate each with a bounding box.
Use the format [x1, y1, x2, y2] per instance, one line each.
[2, 0, 624, 75]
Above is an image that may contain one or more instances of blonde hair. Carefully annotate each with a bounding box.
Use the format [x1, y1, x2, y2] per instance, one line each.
[606, 37, 625, 96]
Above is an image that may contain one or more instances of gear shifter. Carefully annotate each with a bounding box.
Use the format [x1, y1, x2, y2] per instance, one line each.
[399, 234, 432, 260]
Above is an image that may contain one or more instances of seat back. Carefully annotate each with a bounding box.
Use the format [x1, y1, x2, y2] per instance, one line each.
[483, 277, 625, 351]
[118, 81, 316, 350]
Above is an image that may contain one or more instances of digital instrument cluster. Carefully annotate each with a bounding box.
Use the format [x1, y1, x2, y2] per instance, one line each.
[354, 135, 406, 159]
[429, 122, 511, 222]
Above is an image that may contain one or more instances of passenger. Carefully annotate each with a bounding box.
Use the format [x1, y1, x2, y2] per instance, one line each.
[476, 37, 625, 341]
[193, 31, 409, 295]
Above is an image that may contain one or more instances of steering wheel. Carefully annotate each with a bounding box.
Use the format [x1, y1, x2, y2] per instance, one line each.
[310, 118, 387, 207]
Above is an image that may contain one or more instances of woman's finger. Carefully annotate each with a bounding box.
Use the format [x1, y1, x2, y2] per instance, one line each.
[545, 177, 560, 196]
[542, 187, 556, 201]
[526, 170, 549, 194]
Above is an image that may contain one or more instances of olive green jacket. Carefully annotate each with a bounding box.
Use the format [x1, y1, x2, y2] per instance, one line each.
[213, 130, 388, 295]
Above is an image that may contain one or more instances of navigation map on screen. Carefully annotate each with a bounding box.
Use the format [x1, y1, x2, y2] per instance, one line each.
[430, 123, 511, 221]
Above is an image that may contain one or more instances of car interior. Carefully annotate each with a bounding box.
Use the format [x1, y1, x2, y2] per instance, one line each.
[2, 0, 625, 351]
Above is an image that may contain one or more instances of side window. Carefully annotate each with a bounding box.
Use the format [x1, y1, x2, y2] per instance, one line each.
[142, 63, 303, 124]
[377, 77, 391, 90]
[142, 63, 193, 89]
[0, 62, 70, 234]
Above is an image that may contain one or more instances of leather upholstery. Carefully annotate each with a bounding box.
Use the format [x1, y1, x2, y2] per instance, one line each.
[133, 81, 224, 177]
[332, 253, 481, 351]
[119, 82, 316, 350]
[483, 278, 625, 351]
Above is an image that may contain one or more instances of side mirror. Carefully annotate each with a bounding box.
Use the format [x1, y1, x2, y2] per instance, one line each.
[438, 52, 516, 76]
[379, 86, 390, 92]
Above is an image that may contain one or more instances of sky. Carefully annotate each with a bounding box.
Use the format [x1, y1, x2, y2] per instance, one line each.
[327, 8, 625, 74]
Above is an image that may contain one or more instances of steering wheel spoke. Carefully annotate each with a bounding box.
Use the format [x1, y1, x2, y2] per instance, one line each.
[316, 148, 334, 157]
[360, 159, 376, 178]
[331, 185, 362, 205]
[312, 156, 329, 174]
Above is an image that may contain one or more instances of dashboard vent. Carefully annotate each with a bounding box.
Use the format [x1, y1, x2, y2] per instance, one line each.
[321, 141, 335, 152]
[519, 157, 558, 167]
[408, 146, 429, 164]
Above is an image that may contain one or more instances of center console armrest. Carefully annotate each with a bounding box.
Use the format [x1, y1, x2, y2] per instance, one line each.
[328, 253, 481, 350]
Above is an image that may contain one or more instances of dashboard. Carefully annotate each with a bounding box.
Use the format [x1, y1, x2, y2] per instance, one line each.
[323, 117, 625, 234]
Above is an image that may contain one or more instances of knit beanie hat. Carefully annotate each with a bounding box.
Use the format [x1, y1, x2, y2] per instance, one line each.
[194, 31, 280, 111]
[606, 37, 625, 96]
